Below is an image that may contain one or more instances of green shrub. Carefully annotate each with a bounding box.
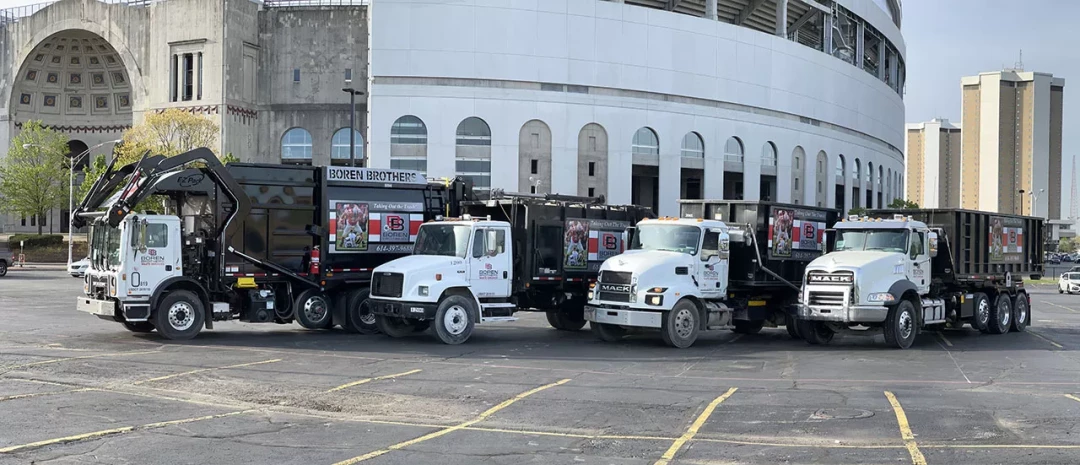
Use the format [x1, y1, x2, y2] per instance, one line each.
[8, 234, 64, 248]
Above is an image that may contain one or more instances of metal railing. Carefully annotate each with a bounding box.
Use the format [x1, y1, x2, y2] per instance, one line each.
[0, 0, 365, 25]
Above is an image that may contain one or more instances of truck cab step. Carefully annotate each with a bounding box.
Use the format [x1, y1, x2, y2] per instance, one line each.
[480, 316, 518, 324]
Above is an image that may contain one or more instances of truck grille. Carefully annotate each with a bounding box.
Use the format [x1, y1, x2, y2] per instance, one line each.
[599, 271, 632, 285]
[372, 272, 404, 298]
[597, 291, 631, 302]
[806, 270, 855, 285]
[808, 290, 847, 307]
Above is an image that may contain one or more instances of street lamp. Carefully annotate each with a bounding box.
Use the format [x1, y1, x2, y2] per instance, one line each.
[1018, 189, 1026, 216]
[24, 139, 122, 266]
[342, 80, 365, 167]
[1029, 188, 1046, 218]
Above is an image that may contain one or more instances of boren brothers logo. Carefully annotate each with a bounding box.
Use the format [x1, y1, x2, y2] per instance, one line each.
[479, 262, 499, 279]
[381, 214, 409, 242]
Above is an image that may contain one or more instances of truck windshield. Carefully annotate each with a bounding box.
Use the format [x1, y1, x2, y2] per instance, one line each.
[414, 224, 473, 257]
[631, 224, 701, 255]
[90, 222, 123, 270]
[835, 229, 909, 253]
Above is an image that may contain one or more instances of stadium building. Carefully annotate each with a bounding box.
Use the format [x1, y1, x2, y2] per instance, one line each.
[0, 0, 905, 232]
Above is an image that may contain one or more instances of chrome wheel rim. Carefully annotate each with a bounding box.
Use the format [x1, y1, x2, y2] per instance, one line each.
[674, 308, 695, 339]
[444, 305, 468, 335]
[898, 309, 913, 340]
[1017, 301, 1028, 325]
[168, 302, 195, 331]
[977, 300, 989, 326]
[1000, 301, 1011, 326]
[304, 295, 329, 323]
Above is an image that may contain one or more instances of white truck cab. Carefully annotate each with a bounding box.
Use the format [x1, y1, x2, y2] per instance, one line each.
[368, 216, 517, 344]
[584, 217, 735, 348]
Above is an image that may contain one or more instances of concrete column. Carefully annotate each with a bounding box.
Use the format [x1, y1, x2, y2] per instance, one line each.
[703, 155, 725, 200]
[775, 0, 788, 37]
[174, 54, 182, 102]
[776, 155, 792, 205]
[657, 151, 681, 217]
[608, 150, 633, 207]
[706, 0, 718, 20]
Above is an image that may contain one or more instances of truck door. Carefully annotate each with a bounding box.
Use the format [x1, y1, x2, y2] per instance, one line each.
[126, 217, 182, 297]
[469, 226, 512, 299]
[699, 228, 729, 298]
[908, 229, 931, 294]
[531, 221, 563, 280]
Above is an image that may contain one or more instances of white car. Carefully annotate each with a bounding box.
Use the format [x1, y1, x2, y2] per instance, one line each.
[69, 258, 89, 278]
[1059, 272, 1080, 294]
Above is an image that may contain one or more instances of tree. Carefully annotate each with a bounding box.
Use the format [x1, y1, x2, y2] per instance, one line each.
[847, 207, 868, 217]
[1060, 237, 1076, 254]
[0, 121, 71, 234]
[887, 198, 920, 209]
[116, 108, 219, 164]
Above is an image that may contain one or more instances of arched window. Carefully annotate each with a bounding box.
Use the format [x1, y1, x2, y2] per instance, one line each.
[632, 127, 659, 156]
[853, 158, 861, 181]
[762, 142, 777, 167]
[836, 154, 845, 178]
[724, 137, 744, 163]
[866, 162, 874, 189]
[331, 128, 364, 165]
[391, 115, 428, 173]
[456, 117, 492, 191]
[681, 132, 704, 158]
[281, 128, 312, 164]
[878, 166, 884, 190]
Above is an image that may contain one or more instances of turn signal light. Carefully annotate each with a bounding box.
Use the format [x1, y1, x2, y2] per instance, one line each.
[436, 273, 443, 281]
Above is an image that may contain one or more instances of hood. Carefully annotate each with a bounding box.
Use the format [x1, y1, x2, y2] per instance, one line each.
[373, 254, 465, 275]
[602, 250, 694, 273]
[808, 251, 904, 272]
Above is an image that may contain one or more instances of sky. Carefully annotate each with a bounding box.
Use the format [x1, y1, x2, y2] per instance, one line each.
[903, 0, 1079, 218]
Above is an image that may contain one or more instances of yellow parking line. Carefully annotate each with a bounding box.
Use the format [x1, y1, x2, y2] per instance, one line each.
[0, 409, 253, 454]
[1028, 331, 1064, 349]
[884, 391, 927, 465]
[1065, 394, 1080, 404]
[132, 359, 282, 385]
[1, 350, 161, 371]
[326, 369, 422, 393]
[654, 387, 738, 465]
[331, 378, 571, 465]
[0, 387, 96, 402]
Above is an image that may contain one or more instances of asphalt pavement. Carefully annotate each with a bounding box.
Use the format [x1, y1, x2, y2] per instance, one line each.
[1, 270, 1079, 465]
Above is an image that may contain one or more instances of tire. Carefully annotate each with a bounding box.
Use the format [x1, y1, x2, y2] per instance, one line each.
[433, 295, 476, 345]
[0, 260, 7, 277]
[545, 310, 587, 331]
[987, 294, 1012, 335]
[123, 321, 155, 333]
[733, 319, 766, 335]
[661, 300, 700, 348]
[344, 289, 378, 334]
[972, 293, 991, 333]
[883, 300, 918, 349]
[798, 320, 834, 345]
[1011, 293, 1029, 332]
[591, 322, 627, 342]
[154, 290, 205, 340]
[295, 289, 332, 330]
[1060, 289, 1065, 294]
[376, 315, 415, 338]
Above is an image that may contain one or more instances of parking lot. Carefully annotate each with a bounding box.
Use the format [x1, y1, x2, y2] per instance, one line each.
[2, 269, 1079, 464]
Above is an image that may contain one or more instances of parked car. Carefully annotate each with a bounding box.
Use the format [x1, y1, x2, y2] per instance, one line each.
[1060, 272, 1080, 294]
[1069, 265, 1080, 274]
[69, 258, 89, 278]
[1046, 255, 1062, 265]
[0, 243, 10, 277]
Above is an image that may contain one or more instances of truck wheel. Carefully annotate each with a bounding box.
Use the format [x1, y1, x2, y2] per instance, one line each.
[733, 319, 765, 335]
[883, 300, 918, 349]
[988, 294, 1012, 335]
[785, 314, 802, 340]
[295, 289, 332, 330]
[661, 300, 700, 348]
[376, 315, 415, 338]
[546, 311, 587, 331]
[344, 289, 378, 334]
[1011, 294, 1029, 332]
[154, 290, 205, 340]
[433, 295, 476, 345]
[123, 321, 155, 333]
[0, 260, 7, 277]
[591, 322, 627, 342]
[798, 320, 834, 345]
[972, 293, 991, 333]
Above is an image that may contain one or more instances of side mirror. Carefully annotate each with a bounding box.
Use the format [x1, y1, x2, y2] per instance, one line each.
[623, 226, 636, 248]
[928, 231, 939, 258]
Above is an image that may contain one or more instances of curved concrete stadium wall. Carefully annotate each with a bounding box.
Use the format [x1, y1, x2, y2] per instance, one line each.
[376, 0, 902, 215]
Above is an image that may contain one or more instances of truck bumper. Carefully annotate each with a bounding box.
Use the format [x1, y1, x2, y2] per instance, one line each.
[369, 298, 438, 320]
[584, 305, 663, 328]
[797, 304, 888, 323]
[76, 296, 119, 321]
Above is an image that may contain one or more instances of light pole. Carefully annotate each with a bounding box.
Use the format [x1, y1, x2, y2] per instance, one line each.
[1029, 188, 1045, 217]
[342, 80, 365, 167]
[25, 139, 122, 266]
[1018, 189, 1026, 216]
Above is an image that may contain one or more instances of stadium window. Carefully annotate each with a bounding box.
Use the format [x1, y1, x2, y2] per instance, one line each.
[588, 162, 595, 177]
[293, 68, 300, 83]
[197, 52, 203, 100]
[345, 68, 352, 81]
[588, 187, 595, 197]
[169, 55, 177, 102]
[531, 159, 538, 175]
[182, 53, 194, 101]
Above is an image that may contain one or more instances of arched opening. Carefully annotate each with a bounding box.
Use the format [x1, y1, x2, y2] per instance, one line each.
[518, 120, 551, 194]
[281, 128, 313, 164]
[724, 136, 744, 200]
[681, 132, 704, 200]
[760, 142, 778, 202]
[390, 115, 428, 174]
[578, 123, 608, 198]
[631, 127, 660, 211]
[866, 161, 874, 208]
[878, 165, 885, 207]
[852, 158, 862, 209]
[835, 154, 846, 211]
[330, 128, 364, 166]
[816, 150, 827, 207]
[456, 117, 491, 192]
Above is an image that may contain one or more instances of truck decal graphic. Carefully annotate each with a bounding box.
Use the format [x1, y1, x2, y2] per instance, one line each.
[329, 200, 425, 254]
[768, 207, 826, 261]
[565, 219, 631, 271]
[989, 216, 1024, 263]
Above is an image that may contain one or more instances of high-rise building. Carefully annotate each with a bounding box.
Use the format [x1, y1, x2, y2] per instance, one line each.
[905, 119, 961, 208]
[960, 70, 1064, 218]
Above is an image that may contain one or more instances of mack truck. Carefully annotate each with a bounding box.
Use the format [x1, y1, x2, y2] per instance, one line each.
[73, 148, 472, 339]
[798, 208, 1043, 349]
[583, 200, 839, 348]
[367, 191, 652, 344]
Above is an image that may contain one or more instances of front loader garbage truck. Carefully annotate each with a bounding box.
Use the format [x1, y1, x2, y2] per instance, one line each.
[73, 148, 473, 340]
[584, 200, 839, 348]
[367, 191, 652, 344]
[798, 208, 1044, 349]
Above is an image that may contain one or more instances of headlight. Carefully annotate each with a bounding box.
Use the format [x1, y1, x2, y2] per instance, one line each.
[867, 292, 896, 303]
[418, 285, 429, 297]
[629, 284, 637, 303]
[648, 287, 667, 293]
[588, 290, 594, 300]
[646, 295, 664, 306]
